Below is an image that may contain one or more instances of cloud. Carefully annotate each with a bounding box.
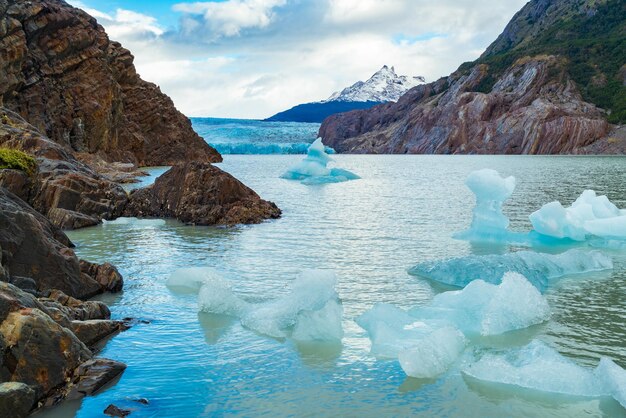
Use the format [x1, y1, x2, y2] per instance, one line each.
[68, 0, 529, 119]
[173, 0, 287, 38]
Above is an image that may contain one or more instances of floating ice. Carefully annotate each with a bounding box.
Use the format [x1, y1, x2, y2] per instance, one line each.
[408, 249, 613, 292]
[198, 269, 343, 342]
[398, 327, 466, 379]
[454, 169, 521, 242]
[167, 267, 227, 293]
[356, 273, 549, 378]
[281, 138, 359, 184]
[102, 217, 166, 227]
[463, 340, 626, 408]
[530, 190, 626, 241]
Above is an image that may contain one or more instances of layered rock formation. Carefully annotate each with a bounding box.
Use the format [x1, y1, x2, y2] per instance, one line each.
[0, 0, 221, 166]
[320, 56, 610, 154]
[126, 162, 281, 225]
[319, 0, 625, 154]
[0, 108, 128, 229]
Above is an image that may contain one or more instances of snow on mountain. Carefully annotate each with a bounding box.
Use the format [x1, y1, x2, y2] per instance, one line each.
[324, 65, 425, 103]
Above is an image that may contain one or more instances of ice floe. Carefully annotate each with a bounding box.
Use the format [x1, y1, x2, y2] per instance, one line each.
[356, 273, 549, 378]
[463, 340, 626, 408]
[530, 190, 626, 241]
[281, 138, 359, 184]
[453, 169, 520, 242]
[408, 249, 613, 292]
[198, 269, 344, 342]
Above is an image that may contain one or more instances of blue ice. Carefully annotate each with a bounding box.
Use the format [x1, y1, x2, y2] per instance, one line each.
[530, 190, 626, 241]
[281, 138, 360, 184]
[453, 169, 527, 243]
[197, 269, 344, 342]
[463, 340, 626, 408]
[408, 249, 613, 292]
[356, 273, 550, 378]
[210, 142, 336, 155]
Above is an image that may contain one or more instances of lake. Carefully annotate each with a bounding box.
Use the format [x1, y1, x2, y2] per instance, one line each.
[39, 154, 626, 417]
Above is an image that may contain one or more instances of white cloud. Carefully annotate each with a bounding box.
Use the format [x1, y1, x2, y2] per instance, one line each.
[69, 0, 529, 119]
[173, 0, 286, 38]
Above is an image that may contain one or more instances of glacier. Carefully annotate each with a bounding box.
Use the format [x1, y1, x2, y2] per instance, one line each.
[463, 340, 626, 408]
[408, 249, 613, 292]
[530, 190, 626, 241]
[198, 269, 344, 342]
[453, 169, 525, 243]
[356, 273, 550, 378]
[210, 142, 336, 155]
[281, 138, 360, 184]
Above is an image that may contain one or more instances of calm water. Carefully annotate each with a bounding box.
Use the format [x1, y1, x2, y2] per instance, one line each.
[38, 155, 626, 418]
[191, 118, 320, 154]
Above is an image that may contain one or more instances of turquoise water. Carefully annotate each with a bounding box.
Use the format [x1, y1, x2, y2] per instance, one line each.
[191, 118, 320, 154]
[39, 155, 626, 417]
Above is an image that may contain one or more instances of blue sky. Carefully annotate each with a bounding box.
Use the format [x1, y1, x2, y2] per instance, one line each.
[68, 0, 528, 119]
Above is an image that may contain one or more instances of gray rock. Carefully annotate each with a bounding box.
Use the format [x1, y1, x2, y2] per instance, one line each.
[0, 382, 36, 418]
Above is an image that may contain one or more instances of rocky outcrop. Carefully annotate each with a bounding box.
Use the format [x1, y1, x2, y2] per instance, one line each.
[0, 0, 220, 166]
[320, 56, 613, 154]
[319, 0, 625, 155]
[125, 162, 281, 225]
[0, 282, 127, 413]
[0, 187, 120, 299]
[0, 107, 128, 229]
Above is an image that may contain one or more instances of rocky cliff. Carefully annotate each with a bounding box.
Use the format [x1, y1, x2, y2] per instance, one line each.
[319, 0, 625, 154]
[0, 0, 221, 165]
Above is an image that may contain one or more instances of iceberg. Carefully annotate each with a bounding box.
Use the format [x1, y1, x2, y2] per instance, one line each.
[463, 340, 626, 408]
[356, 273, 549, 378]
[454, 169, 523, 242]
[411, 272, 550, 336]
[398, 327, 467, 379]
[167, 267, 227, 293]
[281, 138, 359, 184]
[530, 190, 626, 241]
[198, 269, 344, 342]
[408, 249, 613, 292]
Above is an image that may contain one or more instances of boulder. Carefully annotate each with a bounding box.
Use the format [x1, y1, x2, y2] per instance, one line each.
[0, 382, 36, 418]
[71, 320, 127, 347]
[126, 162, 281, 226]
[80, 261, 124, 293]
[66, 359, 127, 400]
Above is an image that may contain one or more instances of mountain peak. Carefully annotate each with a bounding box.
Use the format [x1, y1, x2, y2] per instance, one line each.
[325, 65, 425, 103]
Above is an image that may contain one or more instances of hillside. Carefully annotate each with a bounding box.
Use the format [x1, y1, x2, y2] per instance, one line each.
[319, 0, 625, 154]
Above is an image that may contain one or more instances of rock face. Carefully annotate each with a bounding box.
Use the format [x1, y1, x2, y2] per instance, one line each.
[319, 0, 625, 155]
[126, 162, 281, 225]
[1, 108, 129, 229]
[320, 56, 611, 154]
[0, 282, 126, 413]
[0, 0, 220, 166]
[0, 187, 119, 299]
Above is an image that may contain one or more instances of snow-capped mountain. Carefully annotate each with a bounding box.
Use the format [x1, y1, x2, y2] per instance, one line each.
[265, 65, 425, 123]
[325, 65, 425, 103]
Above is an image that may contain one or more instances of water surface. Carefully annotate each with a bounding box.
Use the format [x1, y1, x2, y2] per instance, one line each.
[39, 155, 626, 417]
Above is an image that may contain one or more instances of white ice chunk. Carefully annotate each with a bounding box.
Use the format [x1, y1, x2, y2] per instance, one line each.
[398, 327, 466, 378]
[464, 340, 626, 408]
[411, 272, 550, 336]
[595, 358, 626, 409]
[454, 169, 519, 242]
[102, 217, 166, 227]
[530, 190, 626, 241]
[198, 269, 344, 342]
[408, 249, 613, 292]
[281, 138, 359, 184]
[167, 267, 226, 293]
[463, 340, 603, 397]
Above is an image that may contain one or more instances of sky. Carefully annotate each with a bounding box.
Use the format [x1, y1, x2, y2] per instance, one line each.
[68, 0, 528, 119]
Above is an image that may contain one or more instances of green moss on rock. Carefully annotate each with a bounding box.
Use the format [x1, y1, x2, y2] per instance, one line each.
[0, 148, 37, 175]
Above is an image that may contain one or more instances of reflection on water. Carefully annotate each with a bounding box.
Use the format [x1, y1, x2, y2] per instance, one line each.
[38, 155, 626, 418]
